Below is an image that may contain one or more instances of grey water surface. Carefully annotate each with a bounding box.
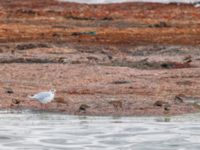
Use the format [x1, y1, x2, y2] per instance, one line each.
[0, 110, 200, 150]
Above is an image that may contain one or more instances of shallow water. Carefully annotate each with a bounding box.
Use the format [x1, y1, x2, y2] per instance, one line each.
[1, 110, 200, 150]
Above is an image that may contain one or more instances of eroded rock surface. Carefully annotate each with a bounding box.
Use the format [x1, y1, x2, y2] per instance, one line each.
[0, 0, 200, 116]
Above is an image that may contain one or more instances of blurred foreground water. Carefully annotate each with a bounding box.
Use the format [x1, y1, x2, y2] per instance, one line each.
[0, 110, 200, 149]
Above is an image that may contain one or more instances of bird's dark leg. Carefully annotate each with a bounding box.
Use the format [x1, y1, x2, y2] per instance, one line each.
[40, 103, 43, 110]
[44, 104, 47, 110]
[43, 104, 46, 110]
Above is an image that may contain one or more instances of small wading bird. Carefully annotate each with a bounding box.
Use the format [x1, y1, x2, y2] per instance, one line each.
[28, 89, 56, 109]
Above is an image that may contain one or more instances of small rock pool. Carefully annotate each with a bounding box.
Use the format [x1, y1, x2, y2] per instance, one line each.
[0, 110, 200, 150]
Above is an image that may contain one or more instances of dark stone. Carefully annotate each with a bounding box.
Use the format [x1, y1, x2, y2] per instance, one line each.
[149, 21, 169, 28]
[107, 55, 113, 60]
[154, 101, 163, 107]
[87, 56, 98, 62]
[71, 60, 81, 64]
[183, 55, 192, 63]
[154, 100, 169, 107]
[176, 81, 192, 86]
[52, 33, 60, 37]
[16, 8, 36, 15]
[71, 31, 96, 36]
[102, 17, 113, 20]
[16, 43, 37, 50]
[161, 63, 174, 69]
[5, 88, 14, 94]
[12, 99, 20, 105]
[58, 57, 68, 64]
[65, 15, 95, 20]
[11, 50, 15, 54]
[79, 104, 90, 112]
[164, 104, 171, 111]
[174, 95, 184, 104]
[16, 43, 49, 50]
[112, 80, 131, 84]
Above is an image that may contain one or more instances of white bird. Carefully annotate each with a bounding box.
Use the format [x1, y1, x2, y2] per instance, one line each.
[194, 3, 200, 7]
[28, 89, 56, 104]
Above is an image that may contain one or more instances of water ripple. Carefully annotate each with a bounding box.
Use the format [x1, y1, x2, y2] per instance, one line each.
[0, 110, 200, 149]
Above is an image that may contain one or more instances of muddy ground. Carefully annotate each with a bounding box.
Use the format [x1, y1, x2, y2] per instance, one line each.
[0, 0, 200, 116]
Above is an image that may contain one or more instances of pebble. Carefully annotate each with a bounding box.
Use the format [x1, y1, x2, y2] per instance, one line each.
[5, 88, 14, 94]
[79, 104, 90, 112]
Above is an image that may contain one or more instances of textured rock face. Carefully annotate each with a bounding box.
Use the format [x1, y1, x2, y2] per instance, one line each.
[0, 0, 200, 116]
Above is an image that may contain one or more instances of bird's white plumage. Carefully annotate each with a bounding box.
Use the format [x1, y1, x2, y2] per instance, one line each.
[29, 89, 56, 104]
[194, 3, 200, 7]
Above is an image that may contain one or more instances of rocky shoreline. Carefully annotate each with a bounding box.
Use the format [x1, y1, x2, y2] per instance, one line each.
[0, 0, 200, 116]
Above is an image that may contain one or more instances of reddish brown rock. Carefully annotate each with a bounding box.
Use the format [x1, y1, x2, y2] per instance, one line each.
[0, 0, 199, 116]
[108, 101, 123, 110]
